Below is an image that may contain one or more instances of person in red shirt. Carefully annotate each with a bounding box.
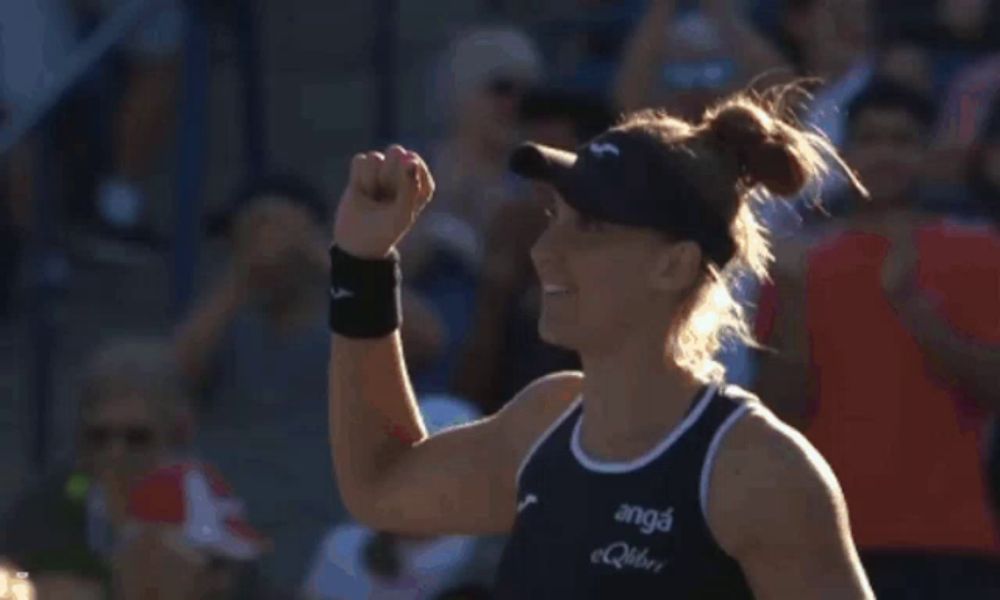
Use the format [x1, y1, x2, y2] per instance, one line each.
[755, 80, 1000, 599]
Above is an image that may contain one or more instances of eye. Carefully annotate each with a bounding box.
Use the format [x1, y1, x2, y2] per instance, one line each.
[543, 206, 556, 220]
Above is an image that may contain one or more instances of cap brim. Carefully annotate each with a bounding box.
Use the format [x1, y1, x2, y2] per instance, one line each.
[509, 142, 577, 184]
[510, 142, 605, 220]
[211, 518, 269, 561]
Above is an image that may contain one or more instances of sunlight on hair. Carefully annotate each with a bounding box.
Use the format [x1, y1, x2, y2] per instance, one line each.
[691, 285, 729, 336]
[0, 567, 34, 600]
[639, 83, 865, 383]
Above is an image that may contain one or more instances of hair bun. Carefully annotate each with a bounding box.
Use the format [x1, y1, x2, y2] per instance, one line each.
[705, 103, 809, 198]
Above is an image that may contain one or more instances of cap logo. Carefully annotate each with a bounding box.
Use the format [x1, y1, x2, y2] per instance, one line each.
[589, 142, 621, 158]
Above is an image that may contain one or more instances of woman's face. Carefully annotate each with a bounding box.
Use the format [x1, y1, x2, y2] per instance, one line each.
[845, 107, 927, 206]
[457, 75, 530, 152]
[530, 192, 676, 354]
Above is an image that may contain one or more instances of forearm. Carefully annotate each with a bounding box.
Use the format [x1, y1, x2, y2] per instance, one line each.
[613, 0, 674, 112]
[329, 331, 427, 519]
[172, 277, 243, 384]
[708, 2, 789, 83]
[899, 301, 1000, 410]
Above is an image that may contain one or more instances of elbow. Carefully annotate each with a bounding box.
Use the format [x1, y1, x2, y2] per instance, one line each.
[339, 484, 399, 532]
[340, 489, 377, 527]
[335, 470, 382, 527]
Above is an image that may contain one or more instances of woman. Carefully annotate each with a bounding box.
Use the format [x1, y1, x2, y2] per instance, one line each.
[327, 89, 874, 599]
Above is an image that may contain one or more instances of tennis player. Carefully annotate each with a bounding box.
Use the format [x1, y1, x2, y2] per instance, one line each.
[327, 89, 875, 599]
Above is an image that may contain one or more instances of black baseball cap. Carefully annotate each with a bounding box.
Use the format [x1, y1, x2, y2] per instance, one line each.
[508, 127, 735, 266]
[205, 173, 327, 237]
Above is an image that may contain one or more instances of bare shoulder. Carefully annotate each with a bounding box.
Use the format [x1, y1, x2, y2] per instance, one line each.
[494, 370, 584, 465]
[706, 400, 847, 556]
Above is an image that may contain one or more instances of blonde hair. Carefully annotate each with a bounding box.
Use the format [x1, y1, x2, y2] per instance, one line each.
[617, 86, 866, 382]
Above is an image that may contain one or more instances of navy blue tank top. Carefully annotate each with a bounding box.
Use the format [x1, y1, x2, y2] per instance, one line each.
[495, 384, 756, 599]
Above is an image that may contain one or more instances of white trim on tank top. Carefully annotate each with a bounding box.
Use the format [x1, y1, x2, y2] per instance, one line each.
[699, 402, 753, 525]
[569, 385, 717, 474]
[515, 394, 585, 487]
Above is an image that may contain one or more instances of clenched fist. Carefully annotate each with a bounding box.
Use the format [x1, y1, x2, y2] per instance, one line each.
[333, 144, 435, 259]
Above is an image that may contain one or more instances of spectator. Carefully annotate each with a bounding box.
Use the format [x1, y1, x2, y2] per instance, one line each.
[175, 174, 442, 591]
[401, 26, 543, 393]
[0, 337, 196, 596]
[878, 41, 936, 95]
[173, 174, 346, 591]
[113, 462, 268, 599]
[452, 87, 612, 414]
[80, 0, 186, 256]
[302, 396, 491, 600]
[892, 0, 999, 93]
[754, 80, 1000, 598]
[930, 53, 1000, 183]
[614, 0, 788, 119]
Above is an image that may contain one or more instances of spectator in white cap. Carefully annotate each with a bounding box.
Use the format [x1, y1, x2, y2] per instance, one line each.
[400, 26, 545, 396]
[406, 26, 544, 274]
[0, 337, 197, 596]
[302, 396, 489, 600]
[113, 462, 269, 599]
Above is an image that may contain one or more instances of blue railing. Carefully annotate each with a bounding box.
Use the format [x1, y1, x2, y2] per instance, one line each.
[1, 0, 265, 469]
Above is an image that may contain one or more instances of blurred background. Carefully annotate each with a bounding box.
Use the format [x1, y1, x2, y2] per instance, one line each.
[0, 0, 998, 598]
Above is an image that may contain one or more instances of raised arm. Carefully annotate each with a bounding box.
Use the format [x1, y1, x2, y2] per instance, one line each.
[614, 0, 791, 113]
[703, 0, 791, 86]
[329, 145, 582, 535]
[613, 0, 676, 113]
[172, 267, 247, 386]
[881, 224, 1000, 411]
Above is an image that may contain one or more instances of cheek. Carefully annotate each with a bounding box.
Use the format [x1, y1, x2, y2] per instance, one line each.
[570, 255, 647, 321]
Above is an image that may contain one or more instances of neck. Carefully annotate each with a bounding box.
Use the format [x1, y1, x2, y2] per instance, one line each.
[578, 334, 702, 459]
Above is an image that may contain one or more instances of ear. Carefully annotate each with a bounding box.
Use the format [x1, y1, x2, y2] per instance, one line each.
[649, 241, 704, 294]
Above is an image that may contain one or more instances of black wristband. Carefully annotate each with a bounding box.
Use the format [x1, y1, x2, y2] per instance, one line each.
[328, 245, 402, 338]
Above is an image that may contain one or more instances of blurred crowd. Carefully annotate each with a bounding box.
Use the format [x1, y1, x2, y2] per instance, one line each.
[2, 0, 999, 598]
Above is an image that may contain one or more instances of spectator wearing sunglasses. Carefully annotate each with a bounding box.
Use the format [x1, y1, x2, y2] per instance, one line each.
[0, 337, 196, 596]
[398, 27, 544, 395]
